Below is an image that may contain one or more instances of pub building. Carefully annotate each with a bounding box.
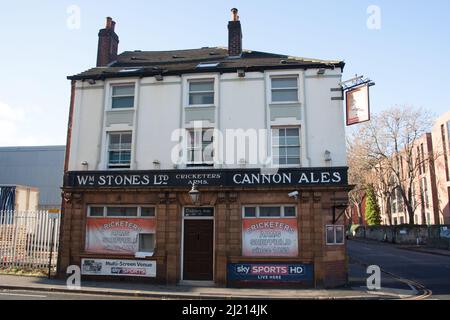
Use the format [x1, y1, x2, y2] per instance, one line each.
[59, 9, 351, 288]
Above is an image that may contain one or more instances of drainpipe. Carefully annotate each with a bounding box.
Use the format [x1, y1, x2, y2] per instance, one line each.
[56, 80, 76, 277]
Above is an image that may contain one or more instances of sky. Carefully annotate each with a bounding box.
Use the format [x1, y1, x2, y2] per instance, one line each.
[0, 0, 449, 147]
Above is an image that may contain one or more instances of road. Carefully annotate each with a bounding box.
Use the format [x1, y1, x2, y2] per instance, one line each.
[348, 240, 450, 300]
[0, 289, 149, 300]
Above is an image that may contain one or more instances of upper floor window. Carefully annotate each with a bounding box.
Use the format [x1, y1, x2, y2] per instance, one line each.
[111, 85, 135, 109]
[187, 129, 214, 166]
[447, 121, 450, 149]
[188, 80, 214, 106]
[271, 77, 299, 103]
[272, 128, 300, 166]
[108, 132, 132, 169]
[421, 177, 429, 209]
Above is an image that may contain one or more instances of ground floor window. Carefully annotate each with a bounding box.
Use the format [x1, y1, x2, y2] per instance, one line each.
[86, 205, 156, 256]
[241, 205, 298, 258]
[242, 205, 297, 218]
[326, 225, 345, 245]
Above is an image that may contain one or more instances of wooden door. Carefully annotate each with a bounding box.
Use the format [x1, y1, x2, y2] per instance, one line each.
[183, 220, 214, 281]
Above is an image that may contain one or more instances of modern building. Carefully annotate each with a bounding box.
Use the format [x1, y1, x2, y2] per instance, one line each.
[432, 110, 450, 224]
[0, 146, 65, 210]
[59, 9, 351, 288]
[369, 111, 450, 226]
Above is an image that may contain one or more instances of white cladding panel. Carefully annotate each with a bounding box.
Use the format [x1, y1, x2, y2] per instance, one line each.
[305, 75, 347, 167]
[69, 84, 105, 171]
[136, 79, 182, 169]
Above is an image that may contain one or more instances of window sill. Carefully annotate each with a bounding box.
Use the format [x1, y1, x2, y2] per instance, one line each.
[108, 108, 136, 112]
[186, 164, 215, 168]
[135, 252, 154, 258]
[270, 101, 301, 106]
[271, 165, 302, 169]
[107, 166, 132, 170]
[186, 105, 216, 108]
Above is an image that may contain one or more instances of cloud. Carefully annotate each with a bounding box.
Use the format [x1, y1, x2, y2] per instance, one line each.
[0, 101, 65, 147]
[0, 101, 26, 146]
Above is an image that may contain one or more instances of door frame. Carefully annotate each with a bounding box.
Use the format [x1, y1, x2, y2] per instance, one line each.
[180, 206, 215, 283]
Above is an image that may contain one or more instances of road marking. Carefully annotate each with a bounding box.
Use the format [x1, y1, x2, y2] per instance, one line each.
[0, 292, 47, 298]
[351, 256, 433, 300]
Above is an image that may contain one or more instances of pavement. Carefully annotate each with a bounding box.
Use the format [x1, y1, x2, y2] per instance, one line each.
[0, 260, 418, 300]
[3, 239, 447, 300]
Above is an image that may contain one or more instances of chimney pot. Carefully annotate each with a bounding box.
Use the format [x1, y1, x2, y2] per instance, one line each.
[231, 8, 239, 21]
[106, 17, 113, 29]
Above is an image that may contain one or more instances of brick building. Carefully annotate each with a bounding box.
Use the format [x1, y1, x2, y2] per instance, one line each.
[378, 111, 450, 226]
[432, 110, 450, 224]
[58, 9, 351, 288]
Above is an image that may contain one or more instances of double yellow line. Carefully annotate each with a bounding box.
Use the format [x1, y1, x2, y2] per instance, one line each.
[352, 258, 433, 300]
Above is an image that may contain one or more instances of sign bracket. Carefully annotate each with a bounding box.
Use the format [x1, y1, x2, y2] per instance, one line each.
[332, 205, 348, 224]
[340, 74, 375, 92]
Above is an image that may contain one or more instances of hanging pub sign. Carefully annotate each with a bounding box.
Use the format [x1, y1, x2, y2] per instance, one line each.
[346, 84, 371, 126]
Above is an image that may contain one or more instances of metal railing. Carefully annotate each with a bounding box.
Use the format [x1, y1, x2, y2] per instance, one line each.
[0, 210, 60, 269]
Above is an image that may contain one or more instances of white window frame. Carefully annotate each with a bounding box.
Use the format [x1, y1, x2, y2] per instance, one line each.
[326, 225, 345, 246]
[138, 233, 156, 254]
[187, 79, 215, 107]
[242, 205, 297, 219]
[271, 126, 301, 167]
[109, 83, 136, 110]
[186, 128, 215, 167]
[107, 131, 133, 169]
[270, 76, 299, 104]
[87, 205, 157, 219]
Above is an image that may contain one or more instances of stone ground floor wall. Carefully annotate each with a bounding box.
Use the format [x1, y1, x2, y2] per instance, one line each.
[354, 225, 450, 247]
[57, 187, 350, 288]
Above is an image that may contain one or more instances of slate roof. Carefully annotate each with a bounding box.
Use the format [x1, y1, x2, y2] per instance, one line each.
[68, 47, 345, 80]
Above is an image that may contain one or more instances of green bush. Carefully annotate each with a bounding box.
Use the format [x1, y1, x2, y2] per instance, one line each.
[365, 186, 382, 226]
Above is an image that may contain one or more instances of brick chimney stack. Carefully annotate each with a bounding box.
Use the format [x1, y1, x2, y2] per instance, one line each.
[228, 8, 242, 57]
[96, 17, 119, 67]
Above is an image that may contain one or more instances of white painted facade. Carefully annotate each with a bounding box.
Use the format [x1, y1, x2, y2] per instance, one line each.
[68, 68, 346, 171]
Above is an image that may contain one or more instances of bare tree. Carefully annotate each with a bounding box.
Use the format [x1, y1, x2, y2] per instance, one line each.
[348, 129, 395, 225]
[358, 106, 435, 225]
[347, 134, 370, 225]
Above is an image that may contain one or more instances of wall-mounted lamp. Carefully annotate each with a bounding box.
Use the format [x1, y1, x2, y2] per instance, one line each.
[189, 183, 200, 204]
[153, 160, 161, 169]
[88, 79, 96, 85]
[237, 69, 246, 78]
[317, 68, 326, 75]
[155, 74, 164, 81]
[324, 150, 332, 163]
[81, 161, 89, 170]
[62, 191, 72, 203]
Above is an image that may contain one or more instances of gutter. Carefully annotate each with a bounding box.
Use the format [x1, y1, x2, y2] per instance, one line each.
[67, 62, 346, 81]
